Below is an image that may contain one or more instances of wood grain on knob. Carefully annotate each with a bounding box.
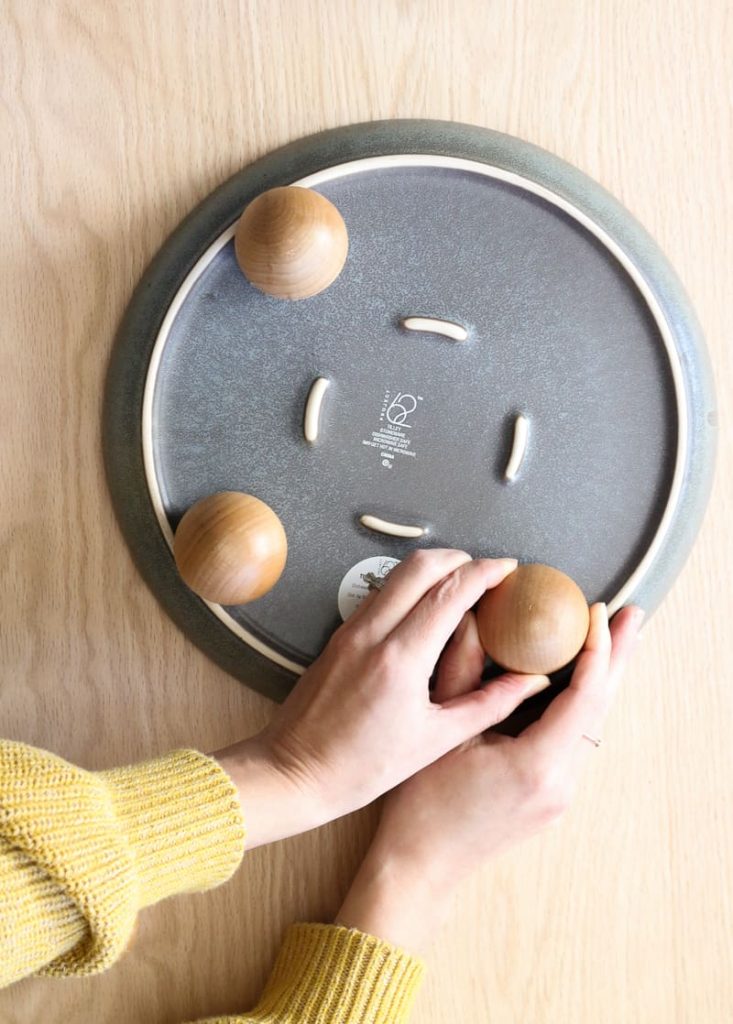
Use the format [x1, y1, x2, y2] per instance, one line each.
[476, 563, 590, 675]
[234, 186, 348, 299]
[173, 492, 287, 605]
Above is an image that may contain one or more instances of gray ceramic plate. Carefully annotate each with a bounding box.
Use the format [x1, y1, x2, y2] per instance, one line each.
[104, 120, 716, 718]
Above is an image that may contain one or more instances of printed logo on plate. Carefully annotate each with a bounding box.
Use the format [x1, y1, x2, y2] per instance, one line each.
[337, 556, 401, 621]
[360, 388, 422, 470]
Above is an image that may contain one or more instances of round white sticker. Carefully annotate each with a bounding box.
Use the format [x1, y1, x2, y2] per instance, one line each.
[337, 555, 401, 621]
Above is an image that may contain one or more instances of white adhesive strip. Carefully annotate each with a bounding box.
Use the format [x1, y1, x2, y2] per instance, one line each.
[359, 514, 426, 539]
[401, 316, 468, 342]
[504, 414, 529, 481]
[303, 377, 330, 443]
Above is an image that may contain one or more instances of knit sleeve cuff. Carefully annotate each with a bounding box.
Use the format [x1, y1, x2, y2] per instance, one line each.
[100, 749, 246, 908]
[246, 923, 424, 1023]
[0, 741, 245, 977]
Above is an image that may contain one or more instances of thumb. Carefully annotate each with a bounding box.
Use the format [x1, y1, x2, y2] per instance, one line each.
[441, 672, 551, 742]
[434, 611, 485, 703]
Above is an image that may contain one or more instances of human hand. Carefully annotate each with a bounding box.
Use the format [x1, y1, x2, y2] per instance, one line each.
[337, 603, 643, 950]
[216, 550, 550, 847]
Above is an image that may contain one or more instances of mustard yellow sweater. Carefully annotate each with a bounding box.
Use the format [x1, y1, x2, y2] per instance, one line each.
[0, 741, 423, 1022]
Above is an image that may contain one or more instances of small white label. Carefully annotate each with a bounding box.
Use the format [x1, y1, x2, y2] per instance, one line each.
[337, 556, 401, 621]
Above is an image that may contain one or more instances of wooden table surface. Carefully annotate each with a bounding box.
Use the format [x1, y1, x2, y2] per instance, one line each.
[1, 2, 731, 1022]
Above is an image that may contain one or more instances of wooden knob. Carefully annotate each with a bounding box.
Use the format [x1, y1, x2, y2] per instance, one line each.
[173, 492, 287, 605]
[234, 186, 348, 300]
[476, 563, 590, 675]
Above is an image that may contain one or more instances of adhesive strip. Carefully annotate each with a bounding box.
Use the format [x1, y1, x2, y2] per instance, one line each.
[359, 514, 426, 539]
[400, 316, 468, 342]
[303, 377, 330, 443]
[504, 414, 529, 482]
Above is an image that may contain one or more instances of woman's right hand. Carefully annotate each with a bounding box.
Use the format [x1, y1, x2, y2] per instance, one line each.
[216, 550, 550, 846]
[336, 602, 643, 951]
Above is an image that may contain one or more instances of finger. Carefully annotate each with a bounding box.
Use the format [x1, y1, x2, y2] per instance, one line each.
[434, 611, 485, 703]
[568, 604, 644, 768]
[440, 671, 551, 744]
[347, 548, 473, 642]
[608, 605, 644, 684]
[524, 604, 643, 760]
[388, 557, 518, 666]
[338, 584, 380, 628]
[521, 603, 610, 755]
[325, 587, 382, 657]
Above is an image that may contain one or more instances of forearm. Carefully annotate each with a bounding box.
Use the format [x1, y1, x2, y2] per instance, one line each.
[0, 728, 362, 989]
[0, 741, 245, 985]
[0, 838, 86, 984]
[192, 924, 424, 1024]
[0, 736, 428, 1023]
[185, 844, 434, 1024]
[212, 734, 328, 849]
[336, 843, 455, 954]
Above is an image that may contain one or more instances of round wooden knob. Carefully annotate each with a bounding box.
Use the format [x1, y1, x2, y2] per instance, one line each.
[476, 563, 590, 675]
[173, 492, 287, 605]
[234, 186, 348, 300]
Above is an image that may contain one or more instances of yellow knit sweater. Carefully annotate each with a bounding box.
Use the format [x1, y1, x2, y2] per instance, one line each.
[0, 741, 423, 1022]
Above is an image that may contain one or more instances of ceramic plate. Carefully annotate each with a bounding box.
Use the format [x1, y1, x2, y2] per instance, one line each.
[105, 121, 716, 714]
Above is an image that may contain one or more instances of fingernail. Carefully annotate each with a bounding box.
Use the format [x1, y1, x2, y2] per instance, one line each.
[593, 602, 609, 626]
[496, 557, 518, 573]
[526, 675, 551, 697]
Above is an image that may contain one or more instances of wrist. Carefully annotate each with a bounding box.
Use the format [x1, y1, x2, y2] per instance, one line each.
[212, 734, 328, 849]
[337, 843, 456, 954]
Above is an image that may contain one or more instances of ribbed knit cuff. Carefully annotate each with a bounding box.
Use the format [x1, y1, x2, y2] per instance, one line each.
[248, 923, 425, 1023]
[100, 750, 246, 908]
[0, 741, 245, 977]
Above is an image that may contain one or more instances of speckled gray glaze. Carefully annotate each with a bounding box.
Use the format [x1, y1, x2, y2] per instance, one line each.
[104, 121, 716, 718]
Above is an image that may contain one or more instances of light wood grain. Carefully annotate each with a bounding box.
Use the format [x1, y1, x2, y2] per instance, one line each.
[1, 1, 732, 1022]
